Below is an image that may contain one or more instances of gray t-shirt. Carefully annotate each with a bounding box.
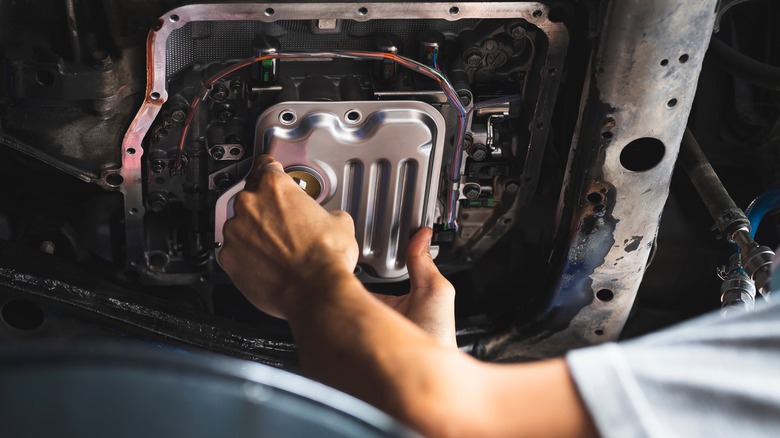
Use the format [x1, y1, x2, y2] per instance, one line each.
[567, 300, 780, 437]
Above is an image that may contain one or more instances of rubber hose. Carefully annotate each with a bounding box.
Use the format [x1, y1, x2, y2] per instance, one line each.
[707, 37, 780, 91]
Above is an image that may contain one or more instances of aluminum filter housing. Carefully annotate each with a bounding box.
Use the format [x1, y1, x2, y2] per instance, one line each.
[215, 100, 446, 281]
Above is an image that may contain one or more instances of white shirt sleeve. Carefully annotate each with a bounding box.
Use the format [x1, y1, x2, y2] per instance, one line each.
[567, 301, 780, 438]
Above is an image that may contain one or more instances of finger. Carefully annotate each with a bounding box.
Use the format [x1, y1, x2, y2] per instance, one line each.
[406, 227, 452, 296]
[245, 154, 285, 192]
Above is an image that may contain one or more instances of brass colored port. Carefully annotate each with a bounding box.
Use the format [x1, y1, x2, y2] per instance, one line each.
[286, 168, 323, 199]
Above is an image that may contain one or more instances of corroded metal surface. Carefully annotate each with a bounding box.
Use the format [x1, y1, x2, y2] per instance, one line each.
[479, 0, 719, 360]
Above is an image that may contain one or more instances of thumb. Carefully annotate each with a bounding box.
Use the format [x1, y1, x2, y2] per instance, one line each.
[407, 227, 451, 295]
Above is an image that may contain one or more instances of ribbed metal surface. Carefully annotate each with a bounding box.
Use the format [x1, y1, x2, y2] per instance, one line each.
[214, 100, 445, 281]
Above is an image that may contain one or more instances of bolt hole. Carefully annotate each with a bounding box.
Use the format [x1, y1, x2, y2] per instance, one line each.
[358, 6, 368, 15]
[599, 187, 608, 194]
[532, 9, 543, 18]
[596, 288, 614, 302]
[1, 299, 45, 331]
[169, 14, 179, 22]
[601, 131, 613, 139]
[126, 148, 136, 155]
[678, 53, 689, 63]
[129, 208, 139, 215]
[264, 7, 275, 16]
[587, 192, 603, 204]
[503, 217, 513, 225]
[280, 110, 296, 124]
[229, 147, 241, 156]
[35, 70, 56, 86]
[345, 110, 361, 123]
[619, 137, 665, 172]
[105, 174, 124, 186]
[548, 67, 558, 75]
[150, 91, 161, 100]
[449, 6, 459, 14]
[660, 59, 669, 66]
[594, 329, 604, 336]
[667, 98, 678, 108]
[535, 122, 544, 129]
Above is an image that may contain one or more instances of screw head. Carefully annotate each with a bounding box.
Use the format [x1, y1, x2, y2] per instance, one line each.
[509, 24, 526, 39]
[171, 109, 187, 122]
[463, 184, 481, 200]
[504, 180, 520, 194]
[211, 86, 229, 103]
[214, 172, 234, 190]
[458, 91, 472, 106]
[211, 146, 225, 161]
[151, 159, 166, 174]
[469, 144, 488, 161]
[148, 193, 168, 213]
[467, 53, 482, 67]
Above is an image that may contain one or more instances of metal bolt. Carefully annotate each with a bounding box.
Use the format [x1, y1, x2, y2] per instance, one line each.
[148, 192, 168, 213]
[171, 108, 187, 123]
[217, 104, 236, 121]
[91, 50, 112, 69]
[469, 144, 488, 161]
[467, 53, 482, 67]
[214, 172, 234, 191]
[463, 133, 474, 149]
[504, 180, 520, 194]
[211, 85, 229, 103]
[508, 24, 526, 39]
[151, 159, 166, 174]
[39, 241, 56, 255]
[462, 183, 481, 200]
[458, 90, 472, 106]
[211, 146, 225, 161]
[483, 39, 497, 52]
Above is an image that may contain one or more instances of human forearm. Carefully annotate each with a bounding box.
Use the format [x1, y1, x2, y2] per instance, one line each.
[283, 273, 595, 438]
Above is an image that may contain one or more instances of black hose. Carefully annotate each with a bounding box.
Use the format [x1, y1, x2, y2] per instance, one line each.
[707, 37, 780, 91]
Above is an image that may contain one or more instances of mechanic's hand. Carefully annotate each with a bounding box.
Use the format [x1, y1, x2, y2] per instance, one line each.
[219, 155, 359, 319]
[372, 228, 457, 348]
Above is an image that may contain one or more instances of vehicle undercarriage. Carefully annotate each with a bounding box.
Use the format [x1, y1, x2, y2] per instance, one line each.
[1, 0, 778, 367]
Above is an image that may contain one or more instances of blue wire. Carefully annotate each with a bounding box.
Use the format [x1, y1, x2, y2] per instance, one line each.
[745, 189, 780, 238]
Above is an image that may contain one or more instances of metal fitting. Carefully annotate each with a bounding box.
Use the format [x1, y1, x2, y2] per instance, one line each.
[216, 104, 236, 122]
[214, 172, 235, 191]
[719, 254, 757, 317]
[508, 23, 526, 39]
[151, 159, 166, 174]
[211, 85, 229, 103]
[468, 143, 488, 161]
[210, 146, 225, 161]
[148, 192, 169, 213]
[503, 179, 520, 194]
[462, 183, 482, 200]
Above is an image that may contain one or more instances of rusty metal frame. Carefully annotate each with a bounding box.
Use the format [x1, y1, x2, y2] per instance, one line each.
[479, 0, 719, 360]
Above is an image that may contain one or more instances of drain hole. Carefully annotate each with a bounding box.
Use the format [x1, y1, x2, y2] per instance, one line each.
[587, 192, 604, 204]
[596, 289, 614, 302]
[619, 137, 665, 172]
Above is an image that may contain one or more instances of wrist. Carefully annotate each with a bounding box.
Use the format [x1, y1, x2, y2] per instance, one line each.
[281, 266, 362, 321]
